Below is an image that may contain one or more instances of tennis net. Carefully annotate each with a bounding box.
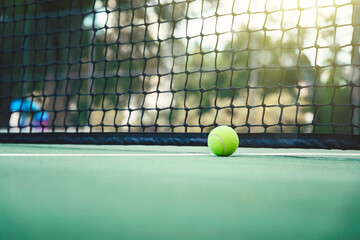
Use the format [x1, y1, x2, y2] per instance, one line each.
[0, 0, 359, 148]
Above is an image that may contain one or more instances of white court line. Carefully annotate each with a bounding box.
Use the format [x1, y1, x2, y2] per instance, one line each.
[0, 153, 359, 157]
[0, 153, 210, 157]
[236, 153, 360, 157]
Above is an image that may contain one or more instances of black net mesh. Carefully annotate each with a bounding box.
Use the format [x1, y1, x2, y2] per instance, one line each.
[0, 0, 359, 147]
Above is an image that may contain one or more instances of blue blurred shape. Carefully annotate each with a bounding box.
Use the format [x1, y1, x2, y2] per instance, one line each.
[10, 99, 42, 112]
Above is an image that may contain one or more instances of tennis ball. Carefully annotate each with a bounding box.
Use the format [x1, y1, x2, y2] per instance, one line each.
[208, 126, 239, 156]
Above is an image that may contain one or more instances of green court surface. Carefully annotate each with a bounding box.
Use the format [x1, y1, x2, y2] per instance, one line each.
[0, 144, 360, 240]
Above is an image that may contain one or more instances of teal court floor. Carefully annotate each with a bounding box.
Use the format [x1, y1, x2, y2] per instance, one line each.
[0, 144, 360, 240]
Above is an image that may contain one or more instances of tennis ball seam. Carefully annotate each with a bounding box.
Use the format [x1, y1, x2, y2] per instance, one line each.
[211, 134, 225, 155]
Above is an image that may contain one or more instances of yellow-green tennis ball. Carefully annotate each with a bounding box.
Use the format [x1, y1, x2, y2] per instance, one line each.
[208, 126, 239, 156]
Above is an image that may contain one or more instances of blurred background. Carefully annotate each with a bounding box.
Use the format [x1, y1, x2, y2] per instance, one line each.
[0, 0, 359, 134]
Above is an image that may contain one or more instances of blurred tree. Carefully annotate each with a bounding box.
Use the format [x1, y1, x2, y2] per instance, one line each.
[171, 22, 315, 133]
[309, 13, 355, 134]
[87, 0, 189, 132]
[0, 0, 93, 130]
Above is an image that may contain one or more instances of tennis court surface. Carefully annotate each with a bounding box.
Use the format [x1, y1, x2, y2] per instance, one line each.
[1, 144, 359, 240]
